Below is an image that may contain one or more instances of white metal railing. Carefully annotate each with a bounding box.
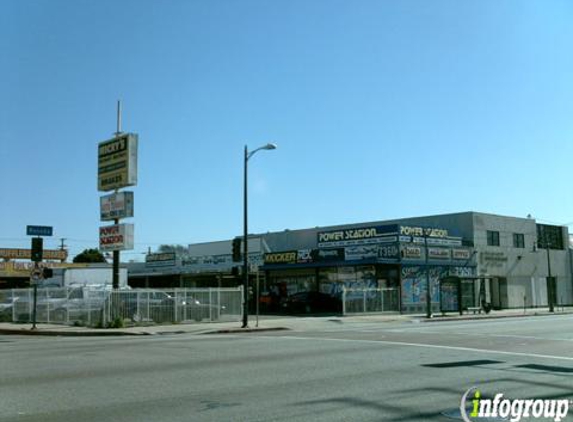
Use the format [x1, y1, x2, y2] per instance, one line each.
[342, 287, 400, 315]
[3, 287, 243, 327]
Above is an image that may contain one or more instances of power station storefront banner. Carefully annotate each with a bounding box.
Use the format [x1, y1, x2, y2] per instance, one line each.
[317, 224, 463, 249]
[317, 225, 398, 248]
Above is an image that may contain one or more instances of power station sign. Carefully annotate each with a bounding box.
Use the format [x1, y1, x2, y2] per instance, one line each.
[99, 224, 134, 252]
[98, 133, 138, 191]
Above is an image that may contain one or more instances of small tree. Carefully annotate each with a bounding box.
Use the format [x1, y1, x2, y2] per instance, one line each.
[73, 248, 107, 263]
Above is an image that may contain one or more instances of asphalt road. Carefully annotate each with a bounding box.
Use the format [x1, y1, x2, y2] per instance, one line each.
[2, 314, 573, 422]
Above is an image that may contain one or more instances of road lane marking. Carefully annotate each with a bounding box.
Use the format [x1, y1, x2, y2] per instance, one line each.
[382, 329, 573, 342]
[261, 335, 573, 362]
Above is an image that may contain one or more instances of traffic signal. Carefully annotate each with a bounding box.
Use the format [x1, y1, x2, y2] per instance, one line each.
[42, 267, 53, 279]
[232, 238, 242, 262]
[31, 237, 43, 262]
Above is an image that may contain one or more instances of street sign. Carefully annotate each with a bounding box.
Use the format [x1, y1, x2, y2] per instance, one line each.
[26, 225, 53, 237]
[30, 268, 42, 282]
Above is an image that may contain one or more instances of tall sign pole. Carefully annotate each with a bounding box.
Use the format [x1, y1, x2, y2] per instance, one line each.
[97, 100, 137, 293]
[113, 100, 122, 290]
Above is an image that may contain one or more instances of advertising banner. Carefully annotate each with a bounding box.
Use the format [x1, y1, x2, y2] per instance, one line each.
[0, 248, 67, 261]
[452, 249, 472, 261]
[344, 245, 378, 261]
[145, 252, 177, 267]
[264, 251, 298, 265]
[312, 248, 345, 262]
[98, 133, 138, 192]
[100, 191, 134, 221]
[378, 244, 400, 260]
[317, 225, 398, 248]
[99, 223, 134, 252]
[401, 246, 422, 260]
[297, 249, 313, 263]
[428, 248, 451, 260]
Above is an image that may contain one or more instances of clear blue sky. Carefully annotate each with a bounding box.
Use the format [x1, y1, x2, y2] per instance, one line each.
[1, 0, 572, 261]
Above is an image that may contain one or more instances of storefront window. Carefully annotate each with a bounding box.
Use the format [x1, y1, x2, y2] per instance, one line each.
[318, 266, 379, 298]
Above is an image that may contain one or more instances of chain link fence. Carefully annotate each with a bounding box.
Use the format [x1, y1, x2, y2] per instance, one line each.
[2, 287, 243, 327]
[342, 287, 400, 315]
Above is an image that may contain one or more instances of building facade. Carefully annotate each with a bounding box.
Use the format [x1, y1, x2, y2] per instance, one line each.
[127, 212, 572, 313]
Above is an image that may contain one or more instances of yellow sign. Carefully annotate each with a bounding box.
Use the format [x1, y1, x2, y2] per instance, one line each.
[0, 248, 68, 261]
[264, 251, 298, 264]
[0, 262, 88, 276]
[98, 133, 138, 191]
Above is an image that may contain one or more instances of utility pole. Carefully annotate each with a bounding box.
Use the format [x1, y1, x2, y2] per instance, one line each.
[424, 229, 432, 318]
[59, 238, 67, 263]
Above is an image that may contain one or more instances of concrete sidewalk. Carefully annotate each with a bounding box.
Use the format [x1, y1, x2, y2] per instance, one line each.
[1, 307, 571, 336]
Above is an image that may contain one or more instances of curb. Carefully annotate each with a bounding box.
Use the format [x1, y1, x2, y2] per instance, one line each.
[0, 328, 146, 336]
[205, 327, 291, 335]
[415, 310, 573, 323]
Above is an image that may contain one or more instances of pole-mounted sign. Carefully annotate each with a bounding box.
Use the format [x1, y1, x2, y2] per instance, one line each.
[26, 225, 53, 237]
[97, 133, 138, 192]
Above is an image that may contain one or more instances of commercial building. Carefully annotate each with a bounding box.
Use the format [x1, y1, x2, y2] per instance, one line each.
[127, 212, 572, 313]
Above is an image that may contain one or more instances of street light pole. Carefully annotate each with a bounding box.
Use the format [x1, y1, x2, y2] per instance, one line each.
[242, 143, 277, 328]
[545, 233, 554, 313]
[242, 146, 249, 328]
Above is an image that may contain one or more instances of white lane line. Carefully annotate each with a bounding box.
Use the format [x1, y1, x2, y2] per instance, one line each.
[261, 335, 573, 362]
[382, 329, 573, 342]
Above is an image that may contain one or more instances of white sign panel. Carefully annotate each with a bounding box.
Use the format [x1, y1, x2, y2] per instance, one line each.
[100, 191, 134, 221]
[99, 224, 134, 251]
[98, 133, 138, 192]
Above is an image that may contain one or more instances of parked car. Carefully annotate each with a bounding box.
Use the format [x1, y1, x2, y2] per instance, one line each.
[0, 295, 16, 322]
[281, 291, 341, 314]
[51, 288, 110, 322]
[118, 290, 224, 323]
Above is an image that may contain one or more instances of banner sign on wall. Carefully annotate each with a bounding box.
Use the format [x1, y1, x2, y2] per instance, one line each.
[264, 251, 298, 265]
[0, 248, 67, 261]
[312, 248, 345, 262]
[344, 245, 379, 261]
[428, 248, 451, 260]
[145, 252, 177, 267]
[401, 246, 422, 260]
[100, 191, 134, 221]
[452, 249, 472, 261]
[378, 244, 400, 260]
[98, 133, 138, 192]
[99, 224, 134, 252]
[297, 249, 313, 263]
[317, 225, 398, 248]
[399, 226, 449, 238]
